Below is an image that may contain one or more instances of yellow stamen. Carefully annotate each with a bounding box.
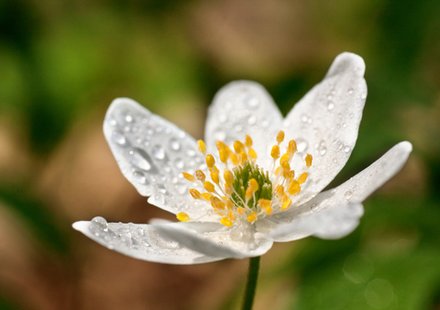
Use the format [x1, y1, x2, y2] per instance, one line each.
[233, 140, 244, 153]
[245, 135, 253, 147]
[298, 172, 308, 184]
[288, 180, 301, 195]
[248, 148, 257, 160]
[189, 188, 202, 199]
[305, 154, 313, 167]
[247, 212, 258, 223]
[271, 145, 280, 159]
[210, 196, 225, 210]
[203, 181, 215, 192]
[237, 207, 246, 215]
[230, 153, 239, 165]
[288, 139, 297, 153]
[220, 217, 233, 227]
[197, 140, 206, 154]
[210, 168, 220, 184]
[245, 178, 259, 199]
[195, 170, 206, 181]
[206, 154, 215, 168]
[201, 192, 212, 201]
[182, 172, 195, 182]
[281, 197, 292, 210]
[176, 212, 190, 222]
[276, 130, 285, 143]
[224, 170, 234, 185]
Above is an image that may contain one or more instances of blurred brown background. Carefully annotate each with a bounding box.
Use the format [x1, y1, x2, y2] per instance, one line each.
[0, 0, 439, 309]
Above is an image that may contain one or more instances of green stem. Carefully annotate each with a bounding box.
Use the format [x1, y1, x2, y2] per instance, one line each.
[242, 256, 261, 310]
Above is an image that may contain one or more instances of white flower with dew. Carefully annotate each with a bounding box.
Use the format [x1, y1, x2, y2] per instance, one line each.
[73, 52, 412, 264]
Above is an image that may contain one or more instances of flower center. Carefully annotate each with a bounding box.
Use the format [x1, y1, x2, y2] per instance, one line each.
[177, 131, 313, 227]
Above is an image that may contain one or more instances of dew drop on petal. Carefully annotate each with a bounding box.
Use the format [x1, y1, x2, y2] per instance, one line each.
[130, 149, 152, 171]
[343, 145, 351, 153]
[296, 138, 309, 153]
[169, 138, 181, 151]
[112, 131, 127, 146]
[361, 92, 367, 100]
[234, 125, 243, 133]
[348, 88, 354, 94]
[317, 140, 327, 156]
[132, 170, 148, 184]
[344, 190, 353, 200]
[327, 102, 335, 111]
[125, 114, 133, 123]
[246, 96, 260, 108]
[247, 115, 257, 125]
[152, 145, 165, 160]
[174, 157, 185, 169]
[90, 216, 108, 235]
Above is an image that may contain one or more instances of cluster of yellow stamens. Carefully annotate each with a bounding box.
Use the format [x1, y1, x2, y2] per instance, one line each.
[176, 131, 313, 227]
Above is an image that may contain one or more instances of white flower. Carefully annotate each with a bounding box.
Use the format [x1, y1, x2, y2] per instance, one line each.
[73, 52, 412, 264]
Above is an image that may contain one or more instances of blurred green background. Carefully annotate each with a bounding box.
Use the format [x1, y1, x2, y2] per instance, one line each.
[0, 1, 439, 309]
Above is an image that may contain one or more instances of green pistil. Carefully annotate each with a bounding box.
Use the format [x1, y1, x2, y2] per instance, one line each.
[231, 162, 272, 208]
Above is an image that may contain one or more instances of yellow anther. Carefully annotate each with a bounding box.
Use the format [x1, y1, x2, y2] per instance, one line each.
[298, 172, 308, 184]
[281, 197, 292, 210]
[280, 153, 290, 166]
[271, 145, 280, 159]
[240, 151, 248, 163]
[305, 154, 313, 167]
[219, 148, 229, 163]
[230, 153, 239, 165]
[274, 166, 283, 176]
[288, 139, 297, 153]
[206, 154, 215, 168]
[275, 184, 285, 197]
[258, 199, 272, 214]
[224, 170, 234, 186]
[233, 140, 244, 153]
[210, 197, 225, 210]
[226, 199, 235, 209]
[195, 170, 206, 181]
[220, 217, 233, 227]
[248, 148, 257, 160]
[245, 178, 259, 199]
[189, 188, 202, 199]
[237, 207, 246, 215]
[201, 192, 212, 201]
[210, 169, 220, 184]
[247, 212, 258, 223]
[245, 135, 253, 147]
[176, 212, 190, 222]
[276, 130, 285, 143]
[203, 181, 215, 192]
[288, 180, 301, 195]
[197, 140, 206, 154]
[182, 172, 195, 182]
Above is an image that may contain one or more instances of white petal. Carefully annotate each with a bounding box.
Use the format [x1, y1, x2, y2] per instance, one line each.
[205, 81, 283, 167]
[265, 141, 412, 241]
[152, 221, 273, 259]
[283, 52, 367, 204]
[103, 98, 212, 218]
[73, 219, 224, 264]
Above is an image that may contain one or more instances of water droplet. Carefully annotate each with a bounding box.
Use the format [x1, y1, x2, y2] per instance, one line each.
[174, 157, 185, 169]
[301, 114, 312, 124]
[296, 138, 309, 153]
[361, 92, 367, 100]
[112, 131, 127, 146]
[234, 125, 243, 132]
[343, 145, 351, 153]
[247, 115, 257, 125]
[125, 114, 133, 123]
[327, 102, 335, 111]
[245, 96, 259, 108]
[261, 120, 269, 128]
[317, 140, 327, 156]
[109, 119, 117, 126]
[132, 170, 148, 184]
[169, 138, 181, 151]
[152, 145, 165, 160]
[130, 149, 152, 171]
[186, 149, 196, 157]
[327, 94, 333, 100]
[344, 191, 353, 200]
[90, 216, 108, 234]
[348, 88, 354, 94]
